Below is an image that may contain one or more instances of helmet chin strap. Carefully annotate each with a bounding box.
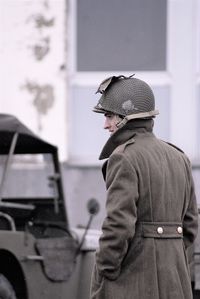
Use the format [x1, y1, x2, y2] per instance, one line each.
[116, 110, 159, 129]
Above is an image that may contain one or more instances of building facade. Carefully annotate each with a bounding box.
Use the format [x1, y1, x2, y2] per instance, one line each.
[0, 0, 200, 229]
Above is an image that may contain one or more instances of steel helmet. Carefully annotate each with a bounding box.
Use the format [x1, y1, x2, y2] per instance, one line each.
[93, 75, 159, 128]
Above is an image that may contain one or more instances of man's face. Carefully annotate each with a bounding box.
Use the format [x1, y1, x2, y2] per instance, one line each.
[104, 112, 121, 134]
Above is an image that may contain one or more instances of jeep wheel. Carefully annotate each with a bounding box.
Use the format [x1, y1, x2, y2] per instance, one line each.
[0, 274, 17, 299]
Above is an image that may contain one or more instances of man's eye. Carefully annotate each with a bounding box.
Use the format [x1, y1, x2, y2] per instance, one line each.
[106, 114, 113, 118]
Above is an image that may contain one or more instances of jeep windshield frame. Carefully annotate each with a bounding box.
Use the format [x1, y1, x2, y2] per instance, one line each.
[0, 113, 69, 229]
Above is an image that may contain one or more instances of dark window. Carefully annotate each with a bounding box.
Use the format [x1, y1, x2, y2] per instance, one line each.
[77, 0, 167, 71]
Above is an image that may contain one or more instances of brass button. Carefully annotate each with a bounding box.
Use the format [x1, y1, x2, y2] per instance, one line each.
[177, 226, 183, 234]
[157, 227, 164, 234]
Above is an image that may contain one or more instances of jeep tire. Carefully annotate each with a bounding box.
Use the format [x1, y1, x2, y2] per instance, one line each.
[0, 274, 17, 299]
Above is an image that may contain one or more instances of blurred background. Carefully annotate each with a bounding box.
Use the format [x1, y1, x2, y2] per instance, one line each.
[0, 0, 200, 230]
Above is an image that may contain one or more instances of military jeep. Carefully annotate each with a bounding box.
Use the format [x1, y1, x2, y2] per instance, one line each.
[0, 114, 98, 299]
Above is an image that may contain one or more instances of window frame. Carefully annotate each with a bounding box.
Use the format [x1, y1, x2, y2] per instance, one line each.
[67, 0, 199, 164]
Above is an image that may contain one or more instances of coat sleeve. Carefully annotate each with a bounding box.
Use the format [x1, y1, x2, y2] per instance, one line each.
[183, 160, 198, 249]
[96, 152, 139, 280]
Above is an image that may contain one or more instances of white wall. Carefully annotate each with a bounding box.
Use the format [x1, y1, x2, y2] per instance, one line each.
[0, 0, 200, 164]
[168, 0, 199, 160]
[0, 0, 68, 160]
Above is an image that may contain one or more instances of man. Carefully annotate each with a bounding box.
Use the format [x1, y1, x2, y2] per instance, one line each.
[90, 75, 198, 299]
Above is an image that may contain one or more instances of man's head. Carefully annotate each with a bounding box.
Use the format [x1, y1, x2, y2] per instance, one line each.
[93, 75, 159, 132]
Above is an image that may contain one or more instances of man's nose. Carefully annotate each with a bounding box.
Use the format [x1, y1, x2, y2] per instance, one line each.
[104, 119, 110, 129]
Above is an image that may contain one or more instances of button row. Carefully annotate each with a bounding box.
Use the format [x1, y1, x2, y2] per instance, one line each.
[157, 226, 183, 234]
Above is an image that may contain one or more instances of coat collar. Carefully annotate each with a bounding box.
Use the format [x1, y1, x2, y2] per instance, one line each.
[99, 119, 154, 160]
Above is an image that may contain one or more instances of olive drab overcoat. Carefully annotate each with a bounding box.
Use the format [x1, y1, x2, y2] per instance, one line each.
[90, 119, 198, 299]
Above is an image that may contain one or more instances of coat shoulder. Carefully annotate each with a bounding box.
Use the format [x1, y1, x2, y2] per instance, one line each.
[162, 141, 185, 154]
[116, 137, 135, 154]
